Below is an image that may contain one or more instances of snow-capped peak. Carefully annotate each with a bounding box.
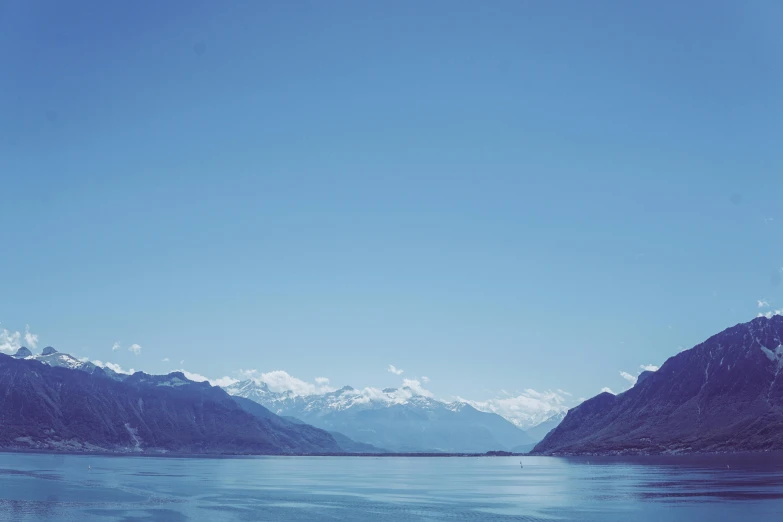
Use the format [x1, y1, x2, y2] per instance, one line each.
[225, 379, 452, 417]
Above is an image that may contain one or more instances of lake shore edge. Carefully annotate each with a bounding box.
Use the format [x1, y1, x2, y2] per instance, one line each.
[0, 448, 527, 459]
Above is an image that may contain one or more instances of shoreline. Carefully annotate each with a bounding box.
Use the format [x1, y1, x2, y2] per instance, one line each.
[4, 448, 782, 459]
[529, 448, 783, 457]
[0, 448, 526, 459]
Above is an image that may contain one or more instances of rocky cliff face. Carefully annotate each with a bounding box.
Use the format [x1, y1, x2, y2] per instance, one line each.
[534, 316, 783, 455]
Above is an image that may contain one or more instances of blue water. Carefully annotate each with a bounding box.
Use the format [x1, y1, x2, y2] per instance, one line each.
[1, 453, 782, 521]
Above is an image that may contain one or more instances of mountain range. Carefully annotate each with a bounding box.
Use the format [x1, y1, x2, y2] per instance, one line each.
[7, 315, 783, 456]
[14, 345, 554, 449]
[223, 380, 536, 453]
[533, 315, 783, 455]
[0, 350, 349, 454]
[12, 346, 125, 380]
[4, 345, 551, 454]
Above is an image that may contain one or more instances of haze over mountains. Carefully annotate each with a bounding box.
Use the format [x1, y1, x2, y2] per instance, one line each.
[534, 315, 783, 455]
[224, 380, 535, 453]
[523, 412, 567, 443]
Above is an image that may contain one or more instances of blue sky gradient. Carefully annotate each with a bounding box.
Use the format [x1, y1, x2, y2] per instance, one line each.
[1, 1, 782, 410]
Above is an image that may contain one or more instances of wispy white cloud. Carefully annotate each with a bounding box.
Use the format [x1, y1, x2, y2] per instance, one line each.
[161, 357, 169, 362]
[0, 326, 22, 354]
[176, 370, 208, 382]
[618, 365, 659, 390]
[176, 370, 238, 387]
[24, 325, 38, 349]
[601, 387, 615, 394]
[421, 376, 430, 383]
[387, 364, 404, 375]
[0, 324, 40, 354]
[226, 368, 438, 406]
[341, 379, 436, 406]
[210, 375, 239, 387]
[758, 299, 770, 308]
[459, 389, 572, 429]
[401, 378, 433, 398]
[239, 369, 335, 396]
[758, 309, 783, 319]
[109, 363, 135, 374]
[620, 371, 637, 386]
[111, 342, 142, 355]
[92, 360, 134, 375]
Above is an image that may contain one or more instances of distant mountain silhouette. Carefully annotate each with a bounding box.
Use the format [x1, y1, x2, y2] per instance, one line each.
[534, 316, 783, 455]
[224, 381, 534, 453]
[12, 347, 32, 358]
[0, 354, 343, 454]
[524, 411, 566, 442]
[230, 395, 385, 453]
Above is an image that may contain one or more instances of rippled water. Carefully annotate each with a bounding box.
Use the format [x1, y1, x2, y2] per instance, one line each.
[1, 452, 782, 520]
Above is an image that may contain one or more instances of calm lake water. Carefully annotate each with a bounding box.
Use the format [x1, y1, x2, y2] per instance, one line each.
[1, 452, 782, 521]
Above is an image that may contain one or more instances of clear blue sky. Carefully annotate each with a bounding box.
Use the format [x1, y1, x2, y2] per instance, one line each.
[1, 1, 782, 408]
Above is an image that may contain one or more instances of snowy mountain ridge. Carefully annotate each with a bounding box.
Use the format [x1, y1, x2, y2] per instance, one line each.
[225, 380, 479, 415]
[223, 379, 541, 452]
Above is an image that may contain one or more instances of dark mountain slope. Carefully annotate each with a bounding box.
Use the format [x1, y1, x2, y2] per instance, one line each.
[0, 355, 341, 454]
[534, 316, 783, 455]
